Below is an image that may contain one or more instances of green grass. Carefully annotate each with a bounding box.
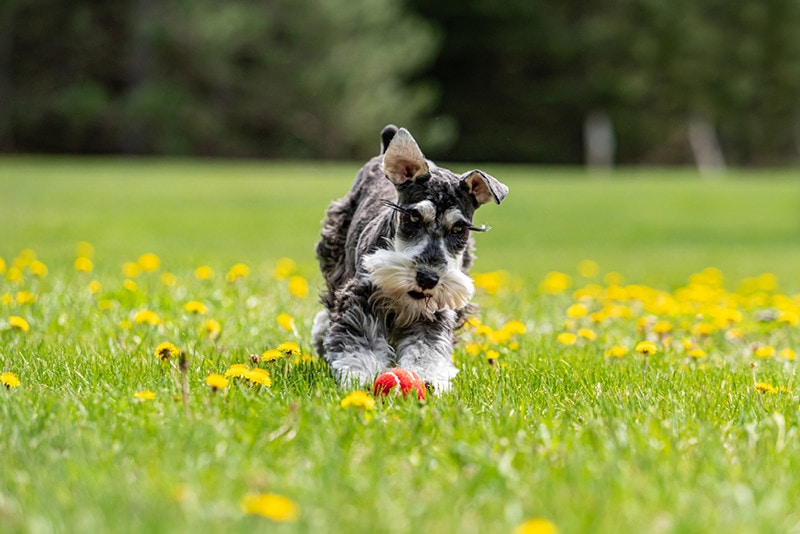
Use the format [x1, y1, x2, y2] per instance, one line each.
[2, 157, 800, 533]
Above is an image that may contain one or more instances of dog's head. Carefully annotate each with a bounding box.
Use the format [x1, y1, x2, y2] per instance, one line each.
[363, 126, 508, 322]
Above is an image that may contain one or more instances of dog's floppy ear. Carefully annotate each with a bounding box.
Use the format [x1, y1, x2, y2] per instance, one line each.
[382, 128, 429, 186]
[461, 170, 509, 205]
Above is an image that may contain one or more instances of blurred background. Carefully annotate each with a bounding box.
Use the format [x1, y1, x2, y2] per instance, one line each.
[1, 0, 800, 166]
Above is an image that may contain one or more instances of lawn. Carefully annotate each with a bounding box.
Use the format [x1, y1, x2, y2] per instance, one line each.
[1, 157, 800, 533]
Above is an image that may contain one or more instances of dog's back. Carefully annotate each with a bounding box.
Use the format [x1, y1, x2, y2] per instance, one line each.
[316, 128, 400, 304]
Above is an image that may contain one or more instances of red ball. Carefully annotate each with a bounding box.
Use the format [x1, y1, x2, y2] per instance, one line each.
[373, 368, 426, 401]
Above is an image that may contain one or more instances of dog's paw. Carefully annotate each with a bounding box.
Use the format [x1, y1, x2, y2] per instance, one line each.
[407, 364, 458, 396]
[328, 352, 389, 388]
[425, 377, 454, 396]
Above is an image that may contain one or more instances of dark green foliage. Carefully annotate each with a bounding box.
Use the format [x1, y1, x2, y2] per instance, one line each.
[2, 0, 800, 163]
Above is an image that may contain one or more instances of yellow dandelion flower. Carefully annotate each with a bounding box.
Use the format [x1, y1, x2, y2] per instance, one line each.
[137, 253, 161, 272]
[1, 372, 21, 389]
[29, 260, 48, 277]
[261, 349, 285, 362]
[88, 280, 101, 294]
[274, 257, 297, 281]
[489, 329, 512, 344]
[465, 342, 482, 356]
[779, 348, 796, 361]
[605, 345, 629, 358]
[245, 368, 272, 387]
[195, 265, 214, 280]
[226, 263, 250, 282]
[77, 241, 94, 258]
[776, 309, 799, 326]
[15, 249, 36, 268]
[485, 349, 500, 362]
[577, 328, 597, 341]
[98, 299, 114, 311]
[463, 318, 482, 331]
[241, 493, 299, 522]
[224, 363, 250, 378]
[204, 319, 221, 339]
[160, 272, 177, 286]
[155, 341, 180, 360]
[119, 320, 132, 330]
[474, 324, 494, 337]
[556, 332, 577, 346]
[6, 267, 23, 283]
[754, 345, 776, 359]
[513, 518, 559, 534]
[15, 291, 36, 305]
[693, 323, 714, 336]
[277, 313, 295, 332]
[122, 262, 140, 278]
[755, 382, 778, 395]
[288, 276, 309, 298]
[184, 301, 208, 315]
[653, 321, 673, 335]
[472, 271, 508, 296]
[1, 293, 13, 306]
[340, 390, 376, 410]
[133, 390, 156, 401]
[206, 374, 229, 391]
[133, 309, 161, 326]
[566, 303, 588, 318]
[0, 256, 6, 274]
[635, 341, 658, 357]
[688, 348, 707, 359]
[74, 256, 93, 272]
[8, 316, 30, 332]
[277, 341, 301, 355]
[123, 279, 138, 293]
[502, 320, 526, 335]
[756, 272, 778, 292]
[539, 271, 572, 295]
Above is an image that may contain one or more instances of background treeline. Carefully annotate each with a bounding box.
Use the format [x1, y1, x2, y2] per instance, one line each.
[2, 0, 799, 165]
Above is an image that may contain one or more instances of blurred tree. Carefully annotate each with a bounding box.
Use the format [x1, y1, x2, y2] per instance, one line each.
[3, 0, 800, 164]
[411, 0, 800, 165]
[3, 0, 443, 157]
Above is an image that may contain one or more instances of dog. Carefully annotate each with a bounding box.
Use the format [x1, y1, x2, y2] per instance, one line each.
[312, 125, 508, 393]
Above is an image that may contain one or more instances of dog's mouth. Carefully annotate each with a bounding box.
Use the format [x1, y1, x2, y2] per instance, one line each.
[407, 290, 428, 300]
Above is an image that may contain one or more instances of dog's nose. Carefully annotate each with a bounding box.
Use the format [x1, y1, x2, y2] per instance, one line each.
[416, 271, 439, 290]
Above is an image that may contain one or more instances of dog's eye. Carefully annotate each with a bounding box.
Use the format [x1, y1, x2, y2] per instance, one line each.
[450, 225, 465, 234]
[407, 211, 421, 224]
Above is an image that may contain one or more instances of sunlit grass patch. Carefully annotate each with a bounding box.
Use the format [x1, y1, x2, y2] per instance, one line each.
[3, 161, 800, 533]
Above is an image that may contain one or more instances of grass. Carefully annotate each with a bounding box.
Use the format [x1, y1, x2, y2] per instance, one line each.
[1, 157, 800, 533]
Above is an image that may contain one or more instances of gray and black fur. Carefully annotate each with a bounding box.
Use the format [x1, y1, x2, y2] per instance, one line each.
[312, 125, 508, 393]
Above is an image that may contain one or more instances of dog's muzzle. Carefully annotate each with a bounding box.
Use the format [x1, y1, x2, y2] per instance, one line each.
[408, 270, 439, 300]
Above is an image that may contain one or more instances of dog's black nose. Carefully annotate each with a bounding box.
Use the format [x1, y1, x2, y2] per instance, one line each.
[416, 271, 439, 290]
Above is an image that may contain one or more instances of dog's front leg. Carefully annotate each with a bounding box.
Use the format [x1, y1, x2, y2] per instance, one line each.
[396, 314, 458, 394]
[322, 289, 394, 388]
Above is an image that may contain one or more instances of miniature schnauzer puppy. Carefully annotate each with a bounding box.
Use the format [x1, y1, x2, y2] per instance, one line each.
[312, 125, 508, 393]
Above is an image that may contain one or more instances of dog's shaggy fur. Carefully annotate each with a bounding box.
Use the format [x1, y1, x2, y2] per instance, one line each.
[312, 125, 508, 393]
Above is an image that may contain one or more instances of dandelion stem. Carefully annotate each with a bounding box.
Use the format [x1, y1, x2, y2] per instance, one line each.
[180, 351, 190, 417]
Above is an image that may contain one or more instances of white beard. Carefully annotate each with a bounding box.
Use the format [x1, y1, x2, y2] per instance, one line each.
[362, 248, 474, 326]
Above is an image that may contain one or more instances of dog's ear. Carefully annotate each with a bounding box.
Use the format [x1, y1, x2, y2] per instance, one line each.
[382, 128, 429, 185]
[461, 170, 509, 205]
